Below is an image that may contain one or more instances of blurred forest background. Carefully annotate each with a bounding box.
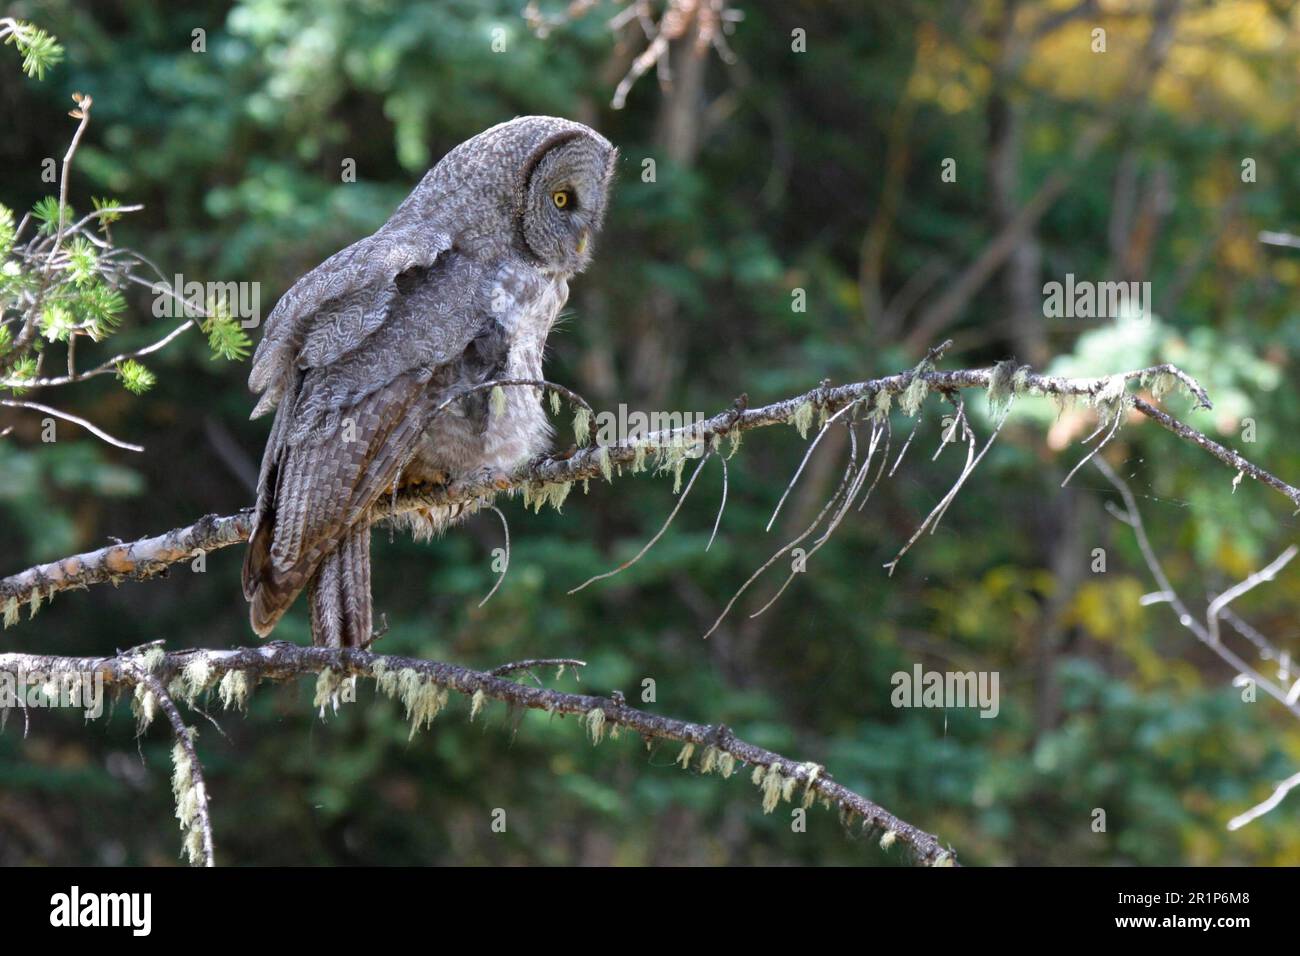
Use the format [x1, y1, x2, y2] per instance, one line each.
[1, 0, 1299, 865]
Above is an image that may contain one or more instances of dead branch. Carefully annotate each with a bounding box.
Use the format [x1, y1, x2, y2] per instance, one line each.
[524, 0, 743, 110]
[1228, 770, 1300, 832]
[0, 643, 956, 866]
[5, 357, 1297, 619]
[1094, 456, 1300, 826]
[1094, 455, 1300, 719]
[3, 356, 1295, 864]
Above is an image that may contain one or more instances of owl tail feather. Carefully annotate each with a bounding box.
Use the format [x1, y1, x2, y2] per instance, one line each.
[244, 518, 374, 648]
[243, 512, 299, 639]
[307, 525, 374, 649]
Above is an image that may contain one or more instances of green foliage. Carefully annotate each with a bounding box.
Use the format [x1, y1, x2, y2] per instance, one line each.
[4, 356, 36, 392]
[0, 203, 16, 258]
[31, 196, 73, 235]
[64, 237, 96, 284]
[201, 310, 253, 362]
[2, 19, 64, 80]
[78, 285, 127, 341]
[90, 196, 124, 229]
[38, 302, 75, 342]
[115, 359, 155, 395]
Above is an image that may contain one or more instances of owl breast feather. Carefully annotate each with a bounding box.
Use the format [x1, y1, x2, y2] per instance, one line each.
[409, 264, 568, 481]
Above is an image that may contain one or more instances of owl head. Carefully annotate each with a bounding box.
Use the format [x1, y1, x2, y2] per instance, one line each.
[395, 116, 617, 275]
[516, 123, 617, 276]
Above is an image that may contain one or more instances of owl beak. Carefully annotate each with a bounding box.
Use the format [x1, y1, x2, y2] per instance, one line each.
[576, 231, 589, 256]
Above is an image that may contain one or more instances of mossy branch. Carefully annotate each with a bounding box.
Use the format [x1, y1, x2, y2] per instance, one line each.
[0, 643, 955, 866]
[2, 355, 1293, 617]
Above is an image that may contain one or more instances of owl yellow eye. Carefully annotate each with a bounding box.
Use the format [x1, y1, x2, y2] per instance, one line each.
[552, 190, 572, 209]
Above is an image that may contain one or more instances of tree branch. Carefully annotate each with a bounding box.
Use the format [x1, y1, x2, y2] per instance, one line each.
[5, 358, 1297, 617]
[1095, 455, 1300, 719]
[5, 357, 1296, 863]
[1094, 455, 1300, 825]
[0, 643, 956, 866]
[120, 660, 215, 866]
[1, 398, 145, 452]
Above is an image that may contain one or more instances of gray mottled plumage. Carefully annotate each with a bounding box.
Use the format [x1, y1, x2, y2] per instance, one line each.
[242, 116, 617, 647]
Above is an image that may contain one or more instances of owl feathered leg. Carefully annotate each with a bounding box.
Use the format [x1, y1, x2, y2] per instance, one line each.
[307, 524, 373, 648]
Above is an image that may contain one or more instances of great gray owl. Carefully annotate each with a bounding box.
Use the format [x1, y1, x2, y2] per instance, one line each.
[242, 116, 617, 647]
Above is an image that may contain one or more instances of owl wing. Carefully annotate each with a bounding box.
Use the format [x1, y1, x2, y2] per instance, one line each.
[243, 244, 500, 637]
[247, 224, 453, 419]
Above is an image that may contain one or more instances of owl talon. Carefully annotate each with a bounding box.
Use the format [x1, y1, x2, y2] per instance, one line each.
[527, 446, 573, 470]
[405, 470, 450, 491]
[398, 473, 452, 501]
[464, 466, 513, 491]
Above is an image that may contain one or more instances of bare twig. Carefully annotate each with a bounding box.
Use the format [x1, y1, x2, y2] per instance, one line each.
[1227, 770, 1300, 832]
[1207, 546, 1299, 646]
[568, 448, 712, 593]
[526, 0, 744, 110]
[884, 403, 1013, 575]
[477, 506, 512, 608]
[1094, 455, 1300, 722]
[765, 397, 856, 532]
[749, 422, 891, 620]
[1060, 404, 1123, 488]
[702, 423, 867, 639]
[706, 452, 728, 552]
[1, 399, 144, 452]
[1259, 231, 1300, 250]
[1094, 456, 1300, 827]
[6, 94, 93, 368]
